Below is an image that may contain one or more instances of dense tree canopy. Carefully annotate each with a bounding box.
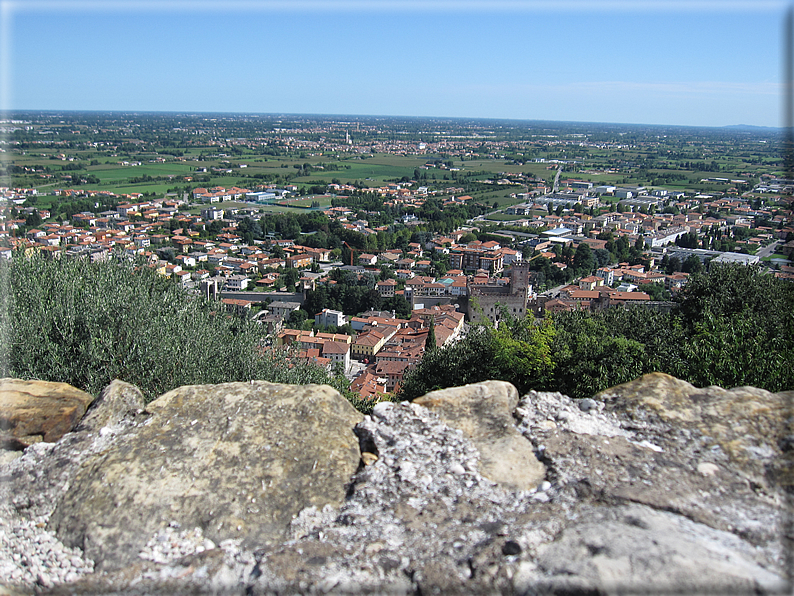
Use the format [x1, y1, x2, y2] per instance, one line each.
[674, 263, 794, 390]
[397, 313, 555, 399]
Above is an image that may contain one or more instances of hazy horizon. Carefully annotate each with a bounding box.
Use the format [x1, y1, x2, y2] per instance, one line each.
[4, 109, 784, 133]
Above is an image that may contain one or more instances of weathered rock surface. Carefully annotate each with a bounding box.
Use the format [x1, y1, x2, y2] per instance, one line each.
[0, 380, 145, 589]
[2, 381, 146, 524]
[0, 375, 790, 595]
[0, 378, 95, 449]
[597, 372, 793, 491]
[414, 380, 546, 490]
[75, 379, 146, 433]
[47, 381, 363, 571]
[527, 502, 787, 595]
[516, 382, 788, 571]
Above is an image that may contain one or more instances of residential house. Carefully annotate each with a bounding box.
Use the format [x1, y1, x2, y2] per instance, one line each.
[259, 257, 286, 270]
[351, 330, 387, 361]
[224, 274, 249, 291]
[175, 254, 197, 268]
[221, 298, 253, 315]
[255, 313, 284, 335]
[358, 253, 378, 266]
[578, 276, 604, 291]
[269, 301, 302, 320]
[201, 207, 224, 221]
[315, 308, 346, 328]
[322, 341, 351, 373]
[306, 248, 332, 262]
[597, 291, 651, 308]
[447, 277, 468, 296]
[286, 253, 313, 269]
[665, 272, 689, 292]
[500, 248, 522, 266]
[238, 261, 258, 276]
[376, 278, 397, 298]
[373, 360, 410, 392]
[350, 369, 388, 400]
[277, 328, 313, 348]
[164, 263, 182, 277]
[595, 267, 615, 287]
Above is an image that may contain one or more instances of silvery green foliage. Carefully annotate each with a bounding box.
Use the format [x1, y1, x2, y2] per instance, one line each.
[5, 253, 341, 402]
[0, 259, 11, 378]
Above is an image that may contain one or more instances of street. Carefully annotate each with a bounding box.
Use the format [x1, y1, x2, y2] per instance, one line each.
[755, 240, 780, 259]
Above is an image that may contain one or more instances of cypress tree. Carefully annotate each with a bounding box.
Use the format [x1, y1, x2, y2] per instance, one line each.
[425, 316, 437, 352]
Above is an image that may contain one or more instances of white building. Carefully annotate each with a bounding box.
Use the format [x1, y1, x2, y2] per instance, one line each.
[315, 308, 346, 328]
[645, 226, 689, 248]
[500, 248, 523, 266]
[322, 341, 351, 372]
[246, 192, 277, 203]
[595, 267, 614, 287]
[201, 207, 224, 221]
[224, 274, 249, 291]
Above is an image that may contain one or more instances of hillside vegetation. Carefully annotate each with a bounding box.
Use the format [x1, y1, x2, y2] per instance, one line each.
[0, 254, 355, 405]
[398, 263, 794, 400]
[1, 256, 791, 409]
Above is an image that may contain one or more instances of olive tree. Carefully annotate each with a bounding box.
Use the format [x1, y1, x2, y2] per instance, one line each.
[2, 253, 349, 403]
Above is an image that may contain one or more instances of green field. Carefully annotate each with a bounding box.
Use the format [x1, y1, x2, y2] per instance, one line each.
[6, 115, 782, 210]
[8, 149, 756, 200]
[283, 155, 428, 186]
[110, 182, 187, 196]
[89, 162, 195, 181]
[276, 196, 334, 209]
[462, 159, 554, 181]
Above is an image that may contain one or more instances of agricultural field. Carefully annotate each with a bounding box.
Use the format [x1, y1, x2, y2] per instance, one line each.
[3, 112, 784, 215]
[275, 196, 334, 210]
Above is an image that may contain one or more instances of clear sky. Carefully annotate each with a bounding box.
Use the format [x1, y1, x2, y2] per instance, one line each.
[0, 0, 787, 128]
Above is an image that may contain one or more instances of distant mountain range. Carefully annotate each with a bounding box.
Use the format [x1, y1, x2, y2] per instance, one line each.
[722, 124, 780, 131]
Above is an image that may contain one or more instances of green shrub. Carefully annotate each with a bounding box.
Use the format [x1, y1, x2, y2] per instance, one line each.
[397, 315, 555, 400]
[549, 313, 648, 398]
[0, 253, 350, 403]
[674, 263, 794, 392]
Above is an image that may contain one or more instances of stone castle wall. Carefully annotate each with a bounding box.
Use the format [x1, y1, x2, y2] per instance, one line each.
[0, 374, 790, 594]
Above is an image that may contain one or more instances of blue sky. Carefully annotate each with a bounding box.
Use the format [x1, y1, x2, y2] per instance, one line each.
[0, 0, 787, 127]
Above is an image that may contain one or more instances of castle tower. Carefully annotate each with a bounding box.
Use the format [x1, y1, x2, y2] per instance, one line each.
[508, 263, 533, 295]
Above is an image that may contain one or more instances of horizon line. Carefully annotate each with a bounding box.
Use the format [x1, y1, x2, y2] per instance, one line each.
[2, 108, 784, 131]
